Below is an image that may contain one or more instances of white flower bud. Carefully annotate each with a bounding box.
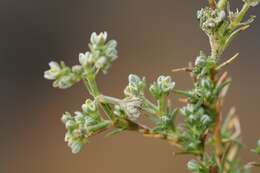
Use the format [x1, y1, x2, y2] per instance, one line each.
[82, 99, 97, 113]
[187, 160, 199, 171]
[157, 75, 175, 93]
[200, 114, 211, 125]
[61, 112, 72, 123]
[71, 143, 82, 154]
[74, 111, 84, 123]
[65, 120, 76, 129]
[90, 31, 108, 45]
[79, 52, 93, 66]
[55, 75, 74, 89]
[95, 56, 107, 69]
[64, 132, 71, 142]
[106, 40, 117, 49]
[72, 65, 83, 74]
[44, 61, 61, 80]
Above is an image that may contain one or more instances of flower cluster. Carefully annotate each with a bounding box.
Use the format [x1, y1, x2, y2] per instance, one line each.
[193, 51, 216, 79]
[44, 61, 82, 89]
[79, 32, 118, 74]
[44, 32, 118, 89]
[149, 75, 175, 99]
[180, 51, 219, 154]
[197, 7, 226, 35]
[124, 74, 146, 97]
[61, 99, 111, 153]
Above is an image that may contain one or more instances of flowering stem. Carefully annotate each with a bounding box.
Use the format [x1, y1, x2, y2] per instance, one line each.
[158, 97, 165, 114]
[88, 120, 113, 132]
[142, 97, 158, 115]
[174, 89, 193, 98]
[84, 73, 116, 121]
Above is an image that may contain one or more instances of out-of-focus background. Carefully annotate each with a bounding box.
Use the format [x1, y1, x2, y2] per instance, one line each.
[1, 0, 259, 173]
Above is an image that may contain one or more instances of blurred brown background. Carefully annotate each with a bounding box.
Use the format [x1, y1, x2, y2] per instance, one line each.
[1, 0, 259, 173]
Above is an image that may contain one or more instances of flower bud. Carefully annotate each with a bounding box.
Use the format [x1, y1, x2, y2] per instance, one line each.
[82, 99, 97, 113]
[157, 75, 175, 93]
[74, 111, 85, 123]
[44, 61, 61, 80]
[71, 143, 82, 154]
[53, 74, 76, 89]
[124, 74, 145, 97]
[72, 65, 83, 74]
[95, 56, 107, 69]
[65, 120, 76, 129]
[79, 52, 93, 66]
[187, 160, 199, 172]
[149, 83, 161, 99]
[61, 112, 72, 123]
[90, 31, 108, 45]
[200, 114, 211, 125]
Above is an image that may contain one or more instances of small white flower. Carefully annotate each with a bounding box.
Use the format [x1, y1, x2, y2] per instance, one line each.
[95, 56, 107, 69]
[49, 61, 60, 70]
[55, 74, 74, 89]
[79, 52, 93, 66]
[90, 31, 108, 45]
[72, 65, 83, 73]
[157, 75, 175, 93]
[44, 61, 61, 80]
[71, 143, 82, 154]
[195, 56, 206, 66]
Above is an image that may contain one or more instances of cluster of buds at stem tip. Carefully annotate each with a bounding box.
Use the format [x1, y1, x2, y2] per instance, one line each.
[197, 7, 226, 35]
[44, 61, 82, 89]
[79, 31, 118, 74]
[149, 75, 175, 99]
[197, 0, 259, 58]
[44, 32, 118, 89]
[61, 99, 111, 153]
[124, 74, 146, 97]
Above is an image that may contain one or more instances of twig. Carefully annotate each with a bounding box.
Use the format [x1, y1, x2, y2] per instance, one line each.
[172, 67, 192, 73]
[216, 53, 239, 71]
